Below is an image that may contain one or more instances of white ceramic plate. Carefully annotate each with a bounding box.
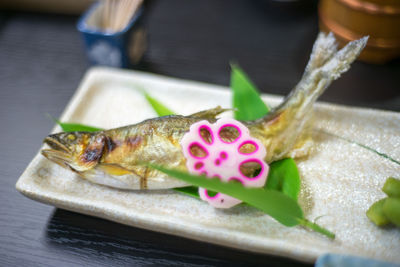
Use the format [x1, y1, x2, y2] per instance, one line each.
[16, 67, 400, 264]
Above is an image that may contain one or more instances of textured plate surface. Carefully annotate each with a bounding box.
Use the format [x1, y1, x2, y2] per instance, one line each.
[16, 67, 400, 264]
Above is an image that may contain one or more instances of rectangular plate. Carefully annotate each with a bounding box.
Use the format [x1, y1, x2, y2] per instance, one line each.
[16, 67, 400, 264]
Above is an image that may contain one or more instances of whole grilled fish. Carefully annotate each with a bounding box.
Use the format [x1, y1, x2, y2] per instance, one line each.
[42, 33, 368, 190]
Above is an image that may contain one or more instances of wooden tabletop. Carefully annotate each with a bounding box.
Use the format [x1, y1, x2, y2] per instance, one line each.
[1, 0, 399, 266]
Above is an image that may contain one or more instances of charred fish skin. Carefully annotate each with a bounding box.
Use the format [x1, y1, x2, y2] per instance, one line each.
[41, 33, 368, 190]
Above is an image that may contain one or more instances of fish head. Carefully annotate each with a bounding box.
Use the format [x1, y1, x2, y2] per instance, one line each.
[41, 132, 106, 173]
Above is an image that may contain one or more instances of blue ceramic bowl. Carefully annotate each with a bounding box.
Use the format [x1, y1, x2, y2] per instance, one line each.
[77, 2, 146, 68]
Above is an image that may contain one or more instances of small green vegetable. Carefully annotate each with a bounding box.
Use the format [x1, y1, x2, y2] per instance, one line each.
[230, 64, 269, 121]
[382, 177, 400, 198]
[148, 163, 335, 238]
[367, 177, 400, 228]
[383, 198, 400, 227]
[265, 158, 300, 201]
[366, 198, 390, 227]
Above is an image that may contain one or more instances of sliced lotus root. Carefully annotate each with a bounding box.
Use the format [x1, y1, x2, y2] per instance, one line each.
[181, 118, 269, 208]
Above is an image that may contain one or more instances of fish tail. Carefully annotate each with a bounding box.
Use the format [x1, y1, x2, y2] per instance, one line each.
[276, 32, 368, 115]
[249, 33, 368, 162]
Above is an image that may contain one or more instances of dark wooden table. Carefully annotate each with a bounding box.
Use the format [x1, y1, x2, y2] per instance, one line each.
[1, 1, 399, 266]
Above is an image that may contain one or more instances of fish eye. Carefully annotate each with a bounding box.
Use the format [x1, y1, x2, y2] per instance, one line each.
[67, 134, 76, 141]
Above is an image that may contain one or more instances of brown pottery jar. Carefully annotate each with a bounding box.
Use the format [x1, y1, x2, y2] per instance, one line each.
[319, 0, 400, 63]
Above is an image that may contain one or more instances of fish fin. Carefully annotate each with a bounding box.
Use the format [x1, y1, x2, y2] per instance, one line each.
[304, 32, 338, 76]
[302, 33, 368, 101]
[97, 163, 133, 176]
[288, 137, 314, 159]
[97, 164, 149, 189]
[252, 33, 367, 163]
[78, 166, 142, 190]
[289, 122, 314, 159]
[273, 33, 368, 115]
[319, 34, 368, 80]
[189, 106, 230, 120]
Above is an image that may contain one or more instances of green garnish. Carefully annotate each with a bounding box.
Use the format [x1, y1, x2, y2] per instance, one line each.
[367, 177, 400, 228]
[382, 177, 400, 198]
[366, 198, 390, 226]
[140, 64, 270, 121]
[174, 158, 302, 202]
[148, 163, 334, 239]
[230, 63, 269, 120]
[144, 92, 175, 116]
[55, 120, 102, 132]
[265, 158, 300, 201]
[383, 198, 400, 227]
[47, 114, 102, 132]
[173, 186, 200, 199]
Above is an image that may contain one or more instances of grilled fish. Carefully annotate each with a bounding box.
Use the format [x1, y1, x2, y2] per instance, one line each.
[42, 32, 368, 190]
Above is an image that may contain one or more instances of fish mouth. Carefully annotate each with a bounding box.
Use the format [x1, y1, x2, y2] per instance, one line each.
[42, 136, 73, 169]
[43, 136, 71, 153]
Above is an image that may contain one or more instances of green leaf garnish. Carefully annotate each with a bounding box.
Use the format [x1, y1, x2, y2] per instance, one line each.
[173, 186, 200, 199]
[47, 114, 103, 132]
[265, 158, 300, 201]
[148, 163, 335, 238]
[55, 120, 103, 132]
[150, 164, 302, 226]
[144, 92, 175, 116]
[230, 63, 269, 121]
[174, 158, 302, 203]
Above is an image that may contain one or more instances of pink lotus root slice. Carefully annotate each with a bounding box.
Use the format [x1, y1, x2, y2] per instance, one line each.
[180, 118, 269, 208]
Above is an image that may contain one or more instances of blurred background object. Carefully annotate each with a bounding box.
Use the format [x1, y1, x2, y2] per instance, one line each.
[99, 0, 143, 32]
[0, 0, 93, 15]
[319, 0, 400, 64]
[77, 0, 146, 68]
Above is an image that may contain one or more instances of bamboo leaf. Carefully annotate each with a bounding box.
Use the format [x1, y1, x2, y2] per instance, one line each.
[55, 120, 103, 132]
[173, 186, 200, 199]
[230, 63, 269, 121]
[149, 163, 303, 227]
[144, 92, 175, 116]
[265, 158, 301, 201]
[298, 219, 335, 239]
[149, 164, 334, 238]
